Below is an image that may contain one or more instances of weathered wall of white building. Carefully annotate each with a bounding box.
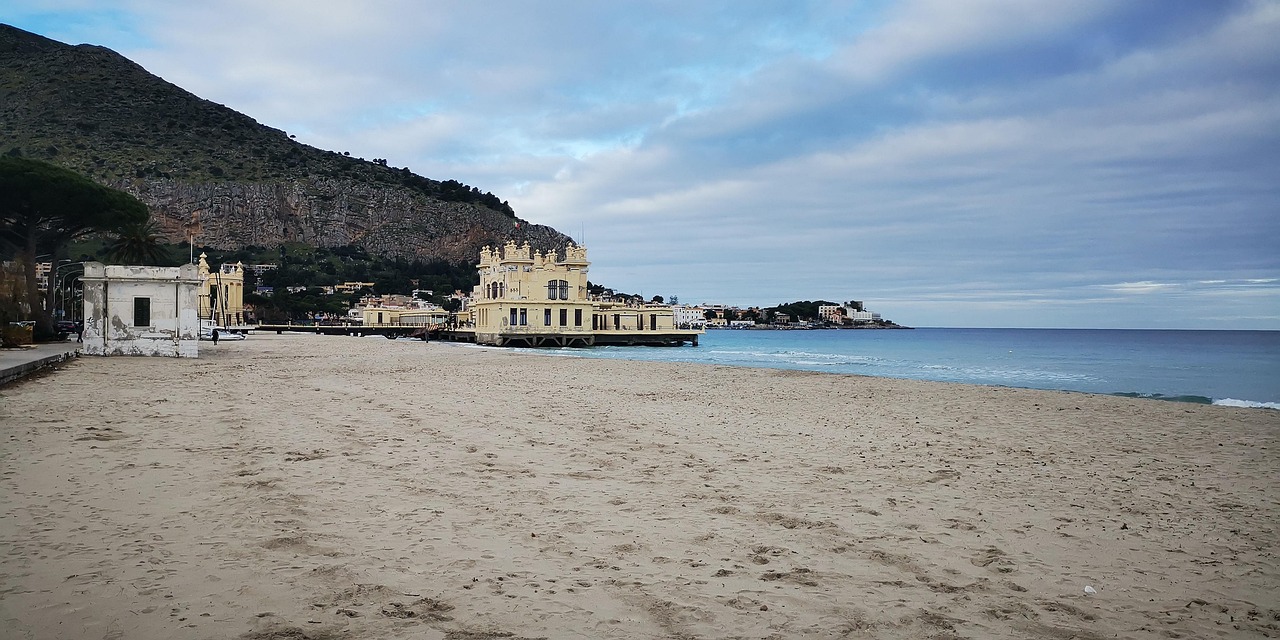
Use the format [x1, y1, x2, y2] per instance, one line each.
[81, 262, 201, 358]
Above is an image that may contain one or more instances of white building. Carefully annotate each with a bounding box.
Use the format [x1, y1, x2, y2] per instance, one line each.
[819, 300, 882, 325]
[817, 305, 844, 323]
[80, 262, 201, 357]
[672, 305, 707, 329]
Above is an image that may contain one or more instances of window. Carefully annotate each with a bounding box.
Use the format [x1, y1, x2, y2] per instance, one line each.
[544, 308, 552, 326]
[575, 309, 582, 327]
[558, 280, 569, 300]
[651, 314, 658, 330]
[510, 308, 518, 326]
[547, 279, 569, 300]
[519, 308, 527, 326]
[560, 309, 567, 326]
[133, 297, 151, 327]
[613, 314, 620, 330]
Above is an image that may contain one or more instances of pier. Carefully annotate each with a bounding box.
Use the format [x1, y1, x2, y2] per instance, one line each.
[432, 328, 699, 347]
[252, 324, 700, 347]
[254, 323, 431, 340]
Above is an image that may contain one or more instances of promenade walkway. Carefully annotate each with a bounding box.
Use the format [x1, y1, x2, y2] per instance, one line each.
[0, 341, 80, 387]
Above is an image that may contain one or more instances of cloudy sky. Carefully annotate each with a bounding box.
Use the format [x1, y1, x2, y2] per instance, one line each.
[5, 1, 1278, 328]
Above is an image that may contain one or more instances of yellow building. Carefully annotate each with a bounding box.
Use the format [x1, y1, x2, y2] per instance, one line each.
[335, 281, 376, 294]
[361, 305, 449, 327]
[196, 253, 245, 326]
[466, 241, 694, 347]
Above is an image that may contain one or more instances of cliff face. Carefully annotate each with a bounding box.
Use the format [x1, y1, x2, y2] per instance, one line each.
[0, 24, 572, 261]
[133, 177, 566, 263]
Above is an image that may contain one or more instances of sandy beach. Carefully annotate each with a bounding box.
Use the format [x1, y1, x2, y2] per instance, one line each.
[1, 333, 1277, 639]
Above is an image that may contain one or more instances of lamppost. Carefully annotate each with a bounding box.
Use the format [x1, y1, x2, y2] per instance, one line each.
[54, 262, 85, 320]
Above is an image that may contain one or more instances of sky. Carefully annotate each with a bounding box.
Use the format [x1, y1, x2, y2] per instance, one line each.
[4, 1, 1278, 329]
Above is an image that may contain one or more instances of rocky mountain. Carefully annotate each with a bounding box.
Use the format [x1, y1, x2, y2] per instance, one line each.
[0, 24, 572, 263]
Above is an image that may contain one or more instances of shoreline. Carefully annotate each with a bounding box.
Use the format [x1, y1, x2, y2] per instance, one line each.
[474, 339, 1280, 411]
[1, 333, 1277, 639]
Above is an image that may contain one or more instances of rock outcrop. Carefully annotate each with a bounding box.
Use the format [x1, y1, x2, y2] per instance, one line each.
[0, 23, 572, 262]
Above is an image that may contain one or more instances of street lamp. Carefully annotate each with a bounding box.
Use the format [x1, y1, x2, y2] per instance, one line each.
[54, 262, 85, 320]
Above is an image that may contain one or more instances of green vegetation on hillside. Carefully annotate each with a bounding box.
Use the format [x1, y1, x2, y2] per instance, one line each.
[0, 24, 514, 217]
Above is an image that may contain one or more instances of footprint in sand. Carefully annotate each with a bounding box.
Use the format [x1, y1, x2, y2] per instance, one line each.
[379, 597, 454, 621]
[76, 426, 129, 441]
[970, 546, 1016, 573]
[749, 545, 789, 565]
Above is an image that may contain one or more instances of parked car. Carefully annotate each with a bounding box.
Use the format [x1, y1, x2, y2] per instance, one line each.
[55, 320, 82, 338]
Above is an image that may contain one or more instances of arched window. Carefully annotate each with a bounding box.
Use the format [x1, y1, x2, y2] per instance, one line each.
[558, 280, 569, 300]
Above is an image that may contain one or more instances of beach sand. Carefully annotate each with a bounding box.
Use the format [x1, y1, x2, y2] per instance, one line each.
[1, 333, 1277, 639]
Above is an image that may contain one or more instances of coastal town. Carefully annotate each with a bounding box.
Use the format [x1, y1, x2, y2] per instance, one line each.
[193, 243, 905, 336]
[1, 241, 903, 355]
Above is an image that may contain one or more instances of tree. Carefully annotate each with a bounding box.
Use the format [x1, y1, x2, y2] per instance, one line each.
[0, 158, 149, 337]
[650, 295, 664, 304]
[106, 219, 169, 265]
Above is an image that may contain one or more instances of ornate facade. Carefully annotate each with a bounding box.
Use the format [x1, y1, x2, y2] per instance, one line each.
[196, 253, 246, 327]
[467, 241, 688, 347]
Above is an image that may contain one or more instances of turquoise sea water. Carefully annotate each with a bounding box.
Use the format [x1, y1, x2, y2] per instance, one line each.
[493, 328, 1280, 409]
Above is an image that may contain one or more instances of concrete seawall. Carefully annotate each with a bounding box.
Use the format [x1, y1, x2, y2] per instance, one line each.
[0, 344, 79, 386]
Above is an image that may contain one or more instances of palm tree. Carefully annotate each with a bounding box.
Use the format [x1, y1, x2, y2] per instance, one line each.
[106, 219, 169, 265]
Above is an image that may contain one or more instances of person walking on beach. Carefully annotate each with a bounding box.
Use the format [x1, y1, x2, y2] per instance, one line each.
[212, 328, 219, 345]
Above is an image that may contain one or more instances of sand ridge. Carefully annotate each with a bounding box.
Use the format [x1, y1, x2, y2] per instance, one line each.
[1, 333, 1277, 639]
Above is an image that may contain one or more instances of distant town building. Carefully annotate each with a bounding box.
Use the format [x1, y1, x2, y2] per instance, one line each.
[819, 300, 882, 325]
[356, 292, 449, 327]
[246, 263, 278, 276]
[362, 305, 450, 327]
[80, 262, 200, 357]
[334, 281, 376, 294]
[673, 305, 707, 329]
[34, 261, 53, 292]
[197, 253, 245, 327]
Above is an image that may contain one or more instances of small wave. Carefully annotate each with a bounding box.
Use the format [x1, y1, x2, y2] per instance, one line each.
[958, 368, 1098, 383]
[1112, 392, 1213, 405]
[1213, 398, 1280, 410]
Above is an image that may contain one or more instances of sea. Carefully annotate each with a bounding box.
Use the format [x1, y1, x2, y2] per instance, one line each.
[493, 328, 1280, 409]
